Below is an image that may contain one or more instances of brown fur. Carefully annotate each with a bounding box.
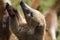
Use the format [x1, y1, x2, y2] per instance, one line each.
[29, 0, 60, 40]
[0, 0, 11, 40]
[0, 0, 18, 40]
[20, 1, 46, 40]
[45, 31, 52, 40]
[6, 2, 46, 40]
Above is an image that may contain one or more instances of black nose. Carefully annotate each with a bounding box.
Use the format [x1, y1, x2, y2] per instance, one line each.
[20, 0, 26, 9]
[6, 3, 10, 9]
[20, 1, 29, 12]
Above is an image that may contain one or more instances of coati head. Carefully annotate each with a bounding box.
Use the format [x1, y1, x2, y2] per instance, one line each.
[20, 0, 46, 29]
[20, 0, 46, 40]
[6, 1, 46, 40]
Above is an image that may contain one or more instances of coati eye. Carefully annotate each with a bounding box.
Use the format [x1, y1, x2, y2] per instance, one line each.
[27, 12, 33, 17]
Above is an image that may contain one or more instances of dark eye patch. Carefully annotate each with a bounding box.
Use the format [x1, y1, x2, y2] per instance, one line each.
[27, 10, 33, 17]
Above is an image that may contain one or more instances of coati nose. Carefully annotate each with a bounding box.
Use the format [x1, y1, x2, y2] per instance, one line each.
[6, 3, 9, 8]
[6, 3, 13, 17]
[6, 3, 18, 17]
[20, 0, 29, 12]
[20, 0, 33, 16]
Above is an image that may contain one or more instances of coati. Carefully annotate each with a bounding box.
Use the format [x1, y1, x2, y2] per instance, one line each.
[6, 0, 46, 40]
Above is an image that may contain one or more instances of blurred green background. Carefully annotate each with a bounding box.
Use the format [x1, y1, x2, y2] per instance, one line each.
[10, 0, 60, 40]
